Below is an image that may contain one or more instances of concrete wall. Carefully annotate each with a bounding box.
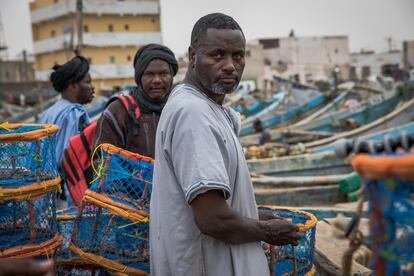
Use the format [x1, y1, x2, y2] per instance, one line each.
[0, 61, 35, 82]
[405, 40, 414, 68]
[350, 51, 402, 79]
[260, 36, 350, 84]
[243, 43, 265, 90]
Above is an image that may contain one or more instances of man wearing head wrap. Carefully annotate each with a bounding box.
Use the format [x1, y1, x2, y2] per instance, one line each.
[40, 55, 94, 166]
[94, 44, 178, 157]
[39, 56, 94, 207]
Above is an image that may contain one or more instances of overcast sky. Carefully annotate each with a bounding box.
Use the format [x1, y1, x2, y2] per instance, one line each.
[1, 0, 414, 59]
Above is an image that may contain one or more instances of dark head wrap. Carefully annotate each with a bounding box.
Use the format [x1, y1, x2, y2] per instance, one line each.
[50, 56, 89, 92]
[132, 44, 178, 114]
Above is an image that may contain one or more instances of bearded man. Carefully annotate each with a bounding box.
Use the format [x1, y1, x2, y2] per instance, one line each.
[150, 13, 300, 276]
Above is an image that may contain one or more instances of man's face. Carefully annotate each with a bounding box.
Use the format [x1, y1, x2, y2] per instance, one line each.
[141, 59, 172, 100]
[191, 28, 245, 95]
[76, 73, 94, 104]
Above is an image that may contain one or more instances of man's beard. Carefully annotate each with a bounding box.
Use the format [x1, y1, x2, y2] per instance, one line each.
[210, 81, 239, 95]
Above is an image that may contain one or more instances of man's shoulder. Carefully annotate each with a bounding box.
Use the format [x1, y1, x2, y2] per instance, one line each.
[168, 84, 212, 111]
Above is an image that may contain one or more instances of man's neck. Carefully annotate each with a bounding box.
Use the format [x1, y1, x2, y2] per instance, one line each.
[61, 91, 78, 104]
[183, 73, 225, 105]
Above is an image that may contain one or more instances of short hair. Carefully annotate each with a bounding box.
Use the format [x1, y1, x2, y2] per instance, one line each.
[253, 118, 262, 126]
[190, 13, 245, 47]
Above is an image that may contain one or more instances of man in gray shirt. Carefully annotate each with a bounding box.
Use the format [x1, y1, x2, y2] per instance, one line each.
[150, 13, 300, 275]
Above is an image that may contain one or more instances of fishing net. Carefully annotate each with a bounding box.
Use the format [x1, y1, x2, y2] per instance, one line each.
[259, 206, 317, 276]
[90, 143, 154, 211]
[69, 190, 149, 275]
[0, 178, 62, 258]
[56, 207, 106, 275]
[352, 153, 414, 275]
[0, 123, 59, 188]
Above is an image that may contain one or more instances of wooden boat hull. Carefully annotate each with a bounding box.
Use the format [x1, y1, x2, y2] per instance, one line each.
[240, 91, 324, 136]
[307, 98, 414, 149]
[314, 120, 414, 153]
[247, 152, 352, 177]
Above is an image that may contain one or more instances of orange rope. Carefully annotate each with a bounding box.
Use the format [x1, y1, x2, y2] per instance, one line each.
[258, 205, 318, 232]
[0, 234, 63, 258]
[0, 177, 61, 203]
[0, 123, 58, 142]
[69, 243, 149, 275]
[100, 143, 155, 165]
[83, 190, 149, 223]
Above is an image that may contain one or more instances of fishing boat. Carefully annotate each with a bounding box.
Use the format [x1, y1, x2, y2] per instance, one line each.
[253, 174, 348, 206]
[240, 89, 353, 145]
[314, 120, 414, 153]
[235, 97, 277, 118]
[240, 87, 401, 145]
[307, 98, 414, 150]
[240, 88, 325, 136]
[240, 92, 285, 127]
[247, 151, 352, 177]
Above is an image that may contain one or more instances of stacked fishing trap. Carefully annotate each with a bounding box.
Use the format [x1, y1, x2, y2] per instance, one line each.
[352, 152, 414, 275]
[0, 123, 62, 259]
[65, 143, 153, 275]
[259, 206, 317, 276]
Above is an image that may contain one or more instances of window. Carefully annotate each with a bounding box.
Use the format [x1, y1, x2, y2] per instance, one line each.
[51, 30, 56, 38]
[124, 24, 129, 31]
[108, 24, 114, 32]
[362, 66, 371, 79]
[127, 55, 132, 62]
[110, 56, 116, 63]
[84, 25, 89, 33]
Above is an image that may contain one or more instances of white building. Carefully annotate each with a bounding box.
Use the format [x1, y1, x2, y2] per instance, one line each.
[257, 35, 350, 84]
[350, 50, 402, 80]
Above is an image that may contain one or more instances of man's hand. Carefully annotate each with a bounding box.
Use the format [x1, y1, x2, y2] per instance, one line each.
[261, 219, 301, 246]
[258, 210, 281, 221]
[0, 259, 54, 276]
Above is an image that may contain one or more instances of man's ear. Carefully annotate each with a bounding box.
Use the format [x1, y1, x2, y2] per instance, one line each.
[188, 46, 196, 69]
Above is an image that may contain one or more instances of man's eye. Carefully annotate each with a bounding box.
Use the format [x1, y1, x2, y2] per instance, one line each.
[234, 54, 244, 60]
[213, 53, 223, 59]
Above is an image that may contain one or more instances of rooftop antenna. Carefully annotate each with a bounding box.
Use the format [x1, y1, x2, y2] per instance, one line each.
[0, 11, 8, 60]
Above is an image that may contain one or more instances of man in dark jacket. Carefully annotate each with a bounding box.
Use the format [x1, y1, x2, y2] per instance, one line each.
[94, 44, 178, 157]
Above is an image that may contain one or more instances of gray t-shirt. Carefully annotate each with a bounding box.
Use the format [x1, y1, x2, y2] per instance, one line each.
[150, 84, 269, 276]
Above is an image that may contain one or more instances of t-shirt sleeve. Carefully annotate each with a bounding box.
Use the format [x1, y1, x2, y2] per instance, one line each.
[167, 103, 231, 204]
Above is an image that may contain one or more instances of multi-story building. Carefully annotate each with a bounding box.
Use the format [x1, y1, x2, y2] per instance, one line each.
[30, 0, 162, 94]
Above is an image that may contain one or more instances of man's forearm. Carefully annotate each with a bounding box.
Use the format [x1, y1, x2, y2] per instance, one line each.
[192, 190, 299, 246]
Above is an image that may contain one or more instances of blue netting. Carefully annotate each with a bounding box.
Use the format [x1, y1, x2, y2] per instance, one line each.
[57, 207, 79, 260]
[0, 127, 58, 188]
[90, 148, 153, 211]
[365, 176, 414, 275]
[0, 190, 58, 253]
[259, 207, 316, 276]
[70, 199, 150, 273]
[56, 207, 109, 276]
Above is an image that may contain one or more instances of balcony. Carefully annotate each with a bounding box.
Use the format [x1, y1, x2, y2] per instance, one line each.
[36, 63, 135, 81]
[33, 32, 162, 54]
[31, 0, 160, 24]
